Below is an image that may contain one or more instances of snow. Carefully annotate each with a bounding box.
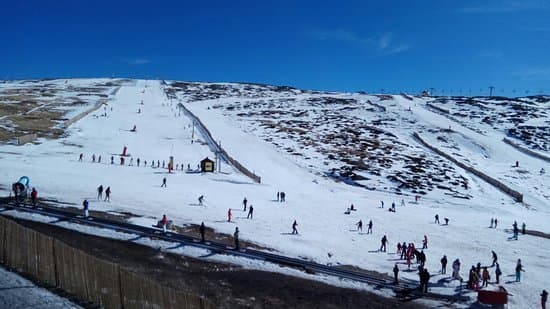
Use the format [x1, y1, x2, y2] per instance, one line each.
[0, 265, 79, 308]
[1, 79, 549, 308]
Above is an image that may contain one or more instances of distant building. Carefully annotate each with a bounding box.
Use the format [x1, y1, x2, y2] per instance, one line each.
[200, 157, 215, 172]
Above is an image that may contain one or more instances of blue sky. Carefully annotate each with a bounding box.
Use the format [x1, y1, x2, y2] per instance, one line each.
[2, 0, 550, 95]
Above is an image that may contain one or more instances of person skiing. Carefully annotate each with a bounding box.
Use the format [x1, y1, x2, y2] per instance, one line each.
[393, 263, 399, 285]
[495, 263, 502, 284]
[247, 205, 253, 219]
[380, 235, 387, 252]
[435, 214, 440, 224]
[199, 222, 205, 242]
[482, 267, 490, 287]
[292, 220, 298, 234]
[422, 235, 428, 249]
[104, 187, 111, 202]
[161, 214, 167, 233]
[227, 208, 232, 222]
[541, 290, 548, 309]
[198, 195, 204, 205]
[367, 220, 373, 234]
[97, 185, 103, 200]
[356, 220, 363, 232]
[83, 199, 89, 217]
[242, 197, 247, 211]
[233, 227, 240, 250]
[30, 187, 38, 206]
[161, 177, 167, 187]
[491, 250, 498, 267]
[440, 255, 447, 274]
[515, 259, 524, 282]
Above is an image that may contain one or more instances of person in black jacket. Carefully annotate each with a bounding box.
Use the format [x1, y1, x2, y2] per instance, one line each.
[440, 255, 447, 274]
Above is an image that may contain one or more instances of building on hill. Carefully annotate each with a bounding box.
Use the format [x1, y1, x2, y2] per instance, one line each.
[200, 157, 215, 172]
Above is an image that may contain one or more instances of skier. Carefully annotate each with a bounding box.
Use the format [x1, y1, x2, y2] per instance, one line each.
[79, 153, 83, 162]
[490, 218, 494, 228]
[198, 195, 204, 206]
[30, 187, 38, 206]
[162, 160, 165, 168]
[277, 192, 280, 202]
[521, 222, 526, 235]
[104, 187, 111, 202]
[83, 199, 89, 217]
[280, 192, 286, 202]
[356, 220, 363, 232]
[495, 263, 502, 284]
[380, 200, 384, 208]
[247, 205, 253, 219]
[161, 214, 167, 233]
[422, 235, 428, 249]
[161, 177, 167, 187]
[110, 156, 114, 164]
[234, 227, 240, 250]
[435, 214, 440, 224]
[400, 242, 407, 259]
[367, 220, 373, 234]
[393, 263, 399, 285]
[440, 255, 447, 274]
[137, 158, 140, 167]
[292, 220, 298, 234]
[199, 222, 205, 242]
[98, 155, 101, 163]
[541, 290, 548, 309]
[380, 235, 387, 252]
[97, 185, 103, 200]
[419, 250, 426, 268]
[515, 259, 524, 282]
[491, 250, 498, 267]
[513, 221, 519, 240]
[391, 201, 396, 209]
[242, 197, 247, 211]
[482, 267, 490, 287]
[92, 154, 96, 162]
[227, 208, 232, 222]
[444, 217, 449, 225]
[494, 218, 498, 228]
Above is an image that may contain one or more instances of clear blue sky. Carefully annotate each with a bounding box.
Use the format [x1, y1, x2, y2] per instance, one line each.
[2, 0, 550, 95]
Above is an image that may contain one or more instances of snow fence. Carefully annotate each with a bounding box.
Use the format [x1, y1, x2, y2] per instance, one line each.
[0, 216, 213, 309]
[413, 132, 524, 203]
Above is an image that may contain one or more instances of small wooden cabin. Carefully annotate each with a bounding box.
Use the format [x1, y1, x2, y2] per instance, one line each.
[200, 157, 215, 172]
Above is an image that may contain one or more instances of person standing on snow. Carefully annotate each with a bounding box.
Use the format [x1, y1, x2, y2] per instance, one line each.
[199, 222, 205, 242]
[515, 259, 525, 282]
[161, 214, 167, 233]
[104, 187, 111, 202]
[161, 177, 167, 187]
[356, 220, 363, 232]
[482, 267, 490, 287]
[247, 205, 253, 219]
[435, 214, 440, 224]
[494, 218, 498, 228]
[292, 220, 298, 234]
[380, 235, 388, 252]
[452, 259, 461, 280]
[83, 199, 89, 217]
[440, 255, 447, 274]
[227, 208, 232, 222]
[233, 227, 240, 250]
[367, 220, 373, 234]
[242, 197, 247, 211]
[422, 235, 428, 249]
[541, 290, 548, 309]
[393, 263, 399, 285]
[198, 195, 204, 205]
[31, 187, 38, 206]
[491, 251, 498, 267]
[380, 201, 384, 208]
[97, 185, 103, 200]
[522, 222, 526, 235]
[490, 218, 494, 228]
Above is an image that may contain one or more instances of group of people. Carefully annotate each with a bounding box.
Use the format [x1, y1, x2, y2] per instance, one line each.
[96, 185, 111, 202]
[79, 152, 194, 173]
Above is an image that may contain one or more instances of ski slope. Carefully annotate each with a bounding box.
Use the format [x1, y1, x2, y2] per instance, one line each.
[1, 79, 548, 308]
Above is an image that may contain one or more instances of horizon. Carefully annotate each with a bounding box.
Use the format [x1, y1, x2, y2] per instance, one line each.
[2, 0, 550, 96]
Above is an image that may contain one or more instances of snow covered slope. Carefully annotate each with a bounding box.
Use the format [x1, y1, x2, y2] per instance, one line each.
[0, 79, 548, 308]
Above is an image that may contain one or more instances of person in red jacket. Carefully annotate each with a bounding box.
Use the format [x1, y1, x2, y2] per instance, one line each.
[31, 187, 38, 206]
[161, 214, 167, 232]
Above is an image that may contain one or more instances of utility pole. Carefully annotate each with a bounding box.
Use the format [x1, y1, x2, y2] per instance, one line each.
[429, 87, 434, 96]
[191, 120, 195, 143]
[489, 86, 494, 97]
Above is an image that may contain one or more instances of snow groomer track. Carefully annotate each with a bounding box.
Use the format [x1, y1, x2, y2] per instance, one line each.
[0, 201, 468, 303]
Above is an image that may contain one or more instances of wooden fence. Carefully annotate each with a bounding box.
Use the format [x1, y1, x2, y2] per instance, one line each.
[0, 216, 212, 309]
[502, 137, 550, 163]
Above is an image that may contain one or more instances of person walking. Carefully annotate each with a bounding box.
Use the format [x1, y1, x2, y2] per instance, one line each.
[82, 199, 89, 217]
[393, 263, 399, 285]
[247, 205, 253, 219]
[541, 290, 548, 309]
[435, 214, 440, 224]
[367, 220, 373, 234]
[161, 177, 167, 187]
[242, 197, 247, 211]
[356, 220, 363, 232]
[227, 208, 232, 222]
[495, 263, 502, 284]
[292, 220, 298, 234]
[441, 255, 448, 274]
[422, 235, 428, 249]
[199, 222, 205, 242]
[380, 235, 388, 252]
[198, 195, 204, 205]
[233, 227, 240, 250]
[97, 185, 103, 200]
[515, 259, 524, 282]
[491, 250, 498, 267]
[104, 187, 111, 202]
